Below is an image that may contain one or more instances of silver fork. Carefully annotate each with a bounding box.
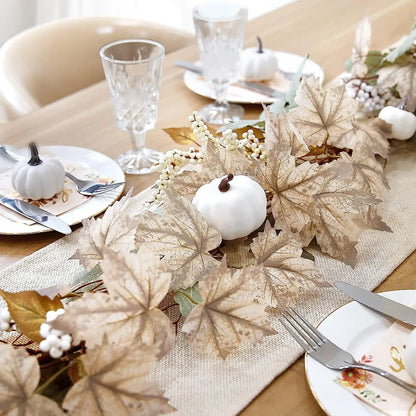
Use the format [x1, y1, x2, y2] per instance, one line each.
[280, 308, 416, 395]
[0, 145, 125, 196]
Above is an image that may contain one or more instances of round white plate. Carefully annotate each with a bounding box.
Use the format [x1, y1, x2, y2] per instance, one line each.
[183, 51, 324, 104]
[305, 290, 416, 416]
[0, 145, 125, 235]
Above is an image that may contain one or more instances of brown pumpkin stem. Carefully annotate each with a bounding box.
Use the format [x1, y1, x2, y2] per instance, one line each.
[256, 36, 264, 53]
[28, 142, 42, 166]
[398, 96, 408, 111]
[218, 174, 234, 192]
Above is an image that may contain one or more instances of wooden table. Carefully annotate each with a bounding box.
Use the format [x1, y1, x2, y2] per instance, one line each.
[1, 0, 415, 414]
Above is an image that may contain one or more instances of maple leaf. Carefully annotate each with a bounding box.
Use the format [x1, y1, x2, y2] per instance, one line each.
[134, 190, 222, 289]
[182, 260, 276, 358]
[288, 77, 358, 147]
[70, 189, 137, 270]
[53, 247, 175, 356]
[0, 289, 63, 343]
[377, 63, 416, 111]
[250, 223, 328, 309]
[263, 108, 308, 158]
[333, 117, 391, 159]
[63, 339, 174, 416]
[351, 17, 371, 77]
[171, 139, 255, 197]
[0, 344, 64, 416]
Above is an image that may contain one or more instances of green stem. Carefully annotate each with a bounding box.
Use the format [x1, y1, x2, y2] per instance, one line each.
[34, 361, 75, 395]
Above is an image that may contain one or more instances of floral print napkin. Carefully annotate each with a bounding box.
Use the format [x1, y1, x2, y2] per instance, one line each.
[335, 321, 416, 415]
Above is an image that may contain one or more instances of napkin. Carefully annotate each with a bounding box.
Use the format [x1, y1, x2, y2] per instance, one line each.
[0, 158, 108, 225]
[335, 320, 416, 415]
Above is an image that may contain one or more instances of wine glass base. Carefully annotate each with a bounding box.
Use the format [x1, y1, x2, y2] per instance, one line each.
[115, 148, 163, 175]
[199, 102, 244, 125]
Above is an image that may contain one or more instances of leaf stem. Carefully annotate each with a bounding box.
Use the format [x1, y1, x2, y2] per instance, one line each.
[34, 361, 75, 395]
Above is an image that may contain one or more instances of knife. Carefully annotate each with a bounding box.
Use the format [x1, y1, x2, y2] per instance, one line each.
[334, 281, 416, 326]
[175, 60, 285, 99]
[0, 194, 72, 234]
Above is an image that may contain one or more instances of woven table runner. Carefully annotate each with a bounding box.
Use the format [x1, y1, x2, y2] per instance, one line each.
[1, 139, 416, 415]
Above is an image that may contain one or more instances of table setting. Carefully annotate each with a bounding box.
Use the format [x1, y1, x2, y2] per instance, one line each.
[1, 1, 416, 415]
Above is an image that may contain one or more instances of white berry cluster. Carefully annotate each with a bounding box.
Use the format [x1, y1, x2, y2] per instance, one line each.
[240, 129, 266, 160]
[39, 308, 72, 359]
[343, 74, 385, 113]
[0, 308, 11, 331]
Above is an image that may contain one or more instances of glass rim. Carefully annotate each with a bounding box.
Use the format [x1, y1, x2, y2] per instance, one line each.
[99, 39, 165, 64]
[192, 2, 248, 22]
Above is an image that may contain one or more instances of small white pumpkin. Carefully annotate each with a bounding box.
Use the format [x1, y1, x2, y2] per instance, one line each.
[192, 174, 267, 240]
[241, 36, 278, 82]
[11, 142, 65, 200]
[404, 328, 416, 380]
[378, 98, 416, 140]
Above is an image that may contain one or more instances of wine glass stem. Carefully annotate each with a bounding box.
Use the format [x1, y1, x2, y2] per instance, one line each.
[214, 82, 229, 108]
[129, 130, 146, 151]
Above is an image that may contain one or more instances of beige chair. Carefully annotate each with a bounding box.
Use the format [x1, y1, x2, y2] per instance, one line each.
[0, 16, 194, 121]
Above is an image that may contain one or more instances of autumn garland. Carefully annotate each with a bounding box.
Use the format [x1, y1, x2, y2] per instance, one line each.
[0, 18, 415, 415]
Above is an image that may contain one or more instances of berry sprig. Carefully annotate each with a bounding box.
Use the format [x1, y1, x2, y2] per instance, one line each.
[39, 309, 72, 359]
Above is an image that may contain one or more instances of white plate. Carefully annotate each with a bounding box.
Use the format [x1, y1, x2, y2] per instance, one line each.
[305, 290, 416, 416]
[183, 51, 324, 104]
[0, 145, 125, 235]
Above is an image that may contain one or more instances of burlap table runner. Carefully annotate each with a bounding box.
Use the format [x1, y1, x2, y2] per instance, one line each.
[1, 139, 416, 415]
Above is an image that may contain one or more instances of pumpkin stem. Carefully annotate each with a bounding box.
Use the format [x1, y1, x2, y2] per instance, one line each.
[256, 36, 264, 53]
[28, 142, 42, 166]
[398, 96, 408, 111]
[218, 174, 234, 192]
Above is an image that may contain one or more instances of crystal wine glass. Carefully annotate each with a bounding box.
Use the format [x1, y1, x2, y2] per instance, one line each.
[192, 2, 247, 125]
[100, 39, 165, 174]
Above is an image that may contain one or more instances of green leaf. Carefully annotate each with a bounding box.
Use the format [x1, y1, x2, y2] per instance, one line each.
[384, 29, 416, 63]
[365, 50, 387, 79]
[71, 263, 103, 290]
[174, 283, 203, 317]
[344, 58, 353, 72]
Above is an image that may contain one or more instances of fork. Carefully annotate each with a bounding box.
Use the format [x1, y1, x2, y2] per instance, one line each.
[0, 145, 125, 196]
[279, 308, 416, 395]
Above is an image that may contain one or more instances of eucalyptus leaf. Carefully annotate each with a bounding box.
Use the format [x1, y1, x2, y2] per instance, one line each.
[71, 263, 103, 291]
[174, 283, 203, 317]
[216, 119, 263, 133]
[364, 50, 387, 80]
[344, 58, 353, 73]
[384, 29, 416, 64]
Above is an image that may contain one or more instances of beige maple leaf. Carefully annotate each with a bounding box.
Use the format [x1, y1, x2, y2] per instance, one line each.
[70, 189, 138, 270]
[377, 63, 416, 112]
[182, 260, 276, 358]
[263, 108, 308, 158]
[250, 223, 328, 309]
[135, 190, 222, 289]
[288, 77, 359, 147]
[351, 17, 371, 77]
[333, 117, 391, 159]
[53, 247, 174, 356]
[0, 344, 64, 416]
[63, 340, 174, 416]
[171, 139, 255, 197]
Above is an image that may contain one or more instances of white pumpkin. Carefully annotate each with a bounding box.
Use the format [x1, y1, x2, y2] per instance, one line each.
[241, 36, 278, 82]
[404, 328, 416, 380]
[11, 142, 65, 200]
[192, 174, 267, 240]
[378, 99, 416, 140]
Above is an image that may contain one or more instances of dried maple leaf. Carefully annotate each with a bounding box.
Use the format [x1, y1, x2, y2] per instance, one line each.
[163, 126, 202, 146]
[351, 17, 371, 77]
[333, 117, 391, 159]
[182, 260, 276, 358]
[377, 63, 416, 112]
[135, 190, 222, 289]
[171, 139, 255, 197]
[0, 344, 64, 416]
[288, 77, 358, 147]
[63, 339, 174, 416]
[53, 247, 174, 356]
[264, 108, 308, 158]
[0, 289, 63, 343]
[71, 189, 137, 270]
[250, 223, 327, 309]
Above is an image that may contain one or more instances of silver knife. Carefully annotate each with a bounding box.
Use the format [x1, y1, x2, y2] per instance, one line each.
[334, 281, 416, 326]
[175, 60, 285, 99]
[0, 194, 72, 234]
